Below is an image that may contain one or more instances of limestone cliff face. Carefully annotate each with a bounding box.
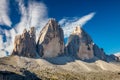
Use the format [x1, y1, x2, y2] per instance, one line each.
[11, 19, 106, 60]
[12, 27, 37, 58]
[66, 26, 94, 60]
[37, 19, 64, 58]
[66, 26, 106, 60]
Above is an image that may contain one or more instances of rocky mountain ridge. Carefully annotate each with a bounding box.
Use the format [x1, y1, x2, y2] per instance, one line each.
[0, 18, 120, 80]
[11, 18, 116, 61]
[12, 27, 37, 58]
[36, 19, 64, 58]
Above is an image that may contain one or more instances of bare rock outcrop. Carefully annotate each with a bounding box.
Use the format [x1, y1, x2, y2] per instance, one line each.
[66, 26, 94, 60]
[12, 27, 37, 58]
[65, 26, 107, 61]
[37, 19, 64, 58]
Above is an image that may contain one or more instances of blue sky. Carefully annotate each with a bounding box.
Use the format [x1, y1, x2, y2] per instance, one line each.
[0, 0, 120, 55]
[43, 0, 120, 54]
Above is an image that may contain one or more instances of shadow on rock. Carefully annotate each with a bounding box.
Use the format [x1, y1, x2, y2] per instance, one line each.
[44, 55, 106, 65]
[44, 55, 76, 65]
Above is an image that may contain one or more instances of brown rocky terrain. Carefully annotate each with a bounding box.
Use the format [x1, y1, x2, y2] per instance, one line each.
[0, 56, 120, 80]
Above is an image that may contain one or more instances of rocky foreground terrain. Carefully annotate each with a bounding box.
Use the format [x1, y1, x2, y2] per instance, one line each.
[0, 56, 120, 80]
[0, 19, 120, 80]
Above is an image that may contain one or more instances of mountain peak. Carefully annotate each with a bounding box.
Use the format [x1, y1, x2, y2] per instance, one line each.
[37, 19, 64, 58]
[48, 18, 57, 25]
[66, 26, 106, 60]
[11, 18, 106, 60]
[12, 27, 37, 58]
[72, 26, 82, 35]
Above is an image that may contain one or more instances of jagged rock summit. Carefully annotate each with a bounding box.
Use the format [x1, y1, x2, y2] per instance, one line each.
[12, 19, 106, 61]
[37, 19, 64, 58]
[66, 26, 106, 60]
[12, 27, 37, 58]
[66, 26, 94, 60]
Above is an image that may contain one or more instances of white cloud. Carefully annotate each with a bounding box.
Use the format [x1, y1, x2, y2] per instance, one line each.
[15, 0, 48, 40]
[29, 1, 48, 27]
[0, 0, 12, 27]
[0, 0, 48, 56]
[0, 35, 4, 49]
[28, 1, 48, 40]
[59, 12, 95, 38]
[0, 1, 95, 57]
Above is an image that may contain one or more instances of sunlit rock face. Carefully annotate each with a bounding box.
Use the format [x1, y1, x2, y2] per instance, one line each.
[66, 26, 94, 60]
[12, 27, 37, 58]
[37, 19, 64, 58]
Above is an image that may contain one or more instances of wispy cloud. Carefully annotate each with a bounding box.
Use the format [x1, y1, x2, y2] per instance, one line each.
[0, 35, 3, 49]
[28, 1, 48, 40]
[59, 12, 95, 38]
[0, 1, 95, 57]
[0, 0, 12, 27]
[28, 1, 48, 28]
[15, 0, 48, 40]
[0, 0, 48, 56]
